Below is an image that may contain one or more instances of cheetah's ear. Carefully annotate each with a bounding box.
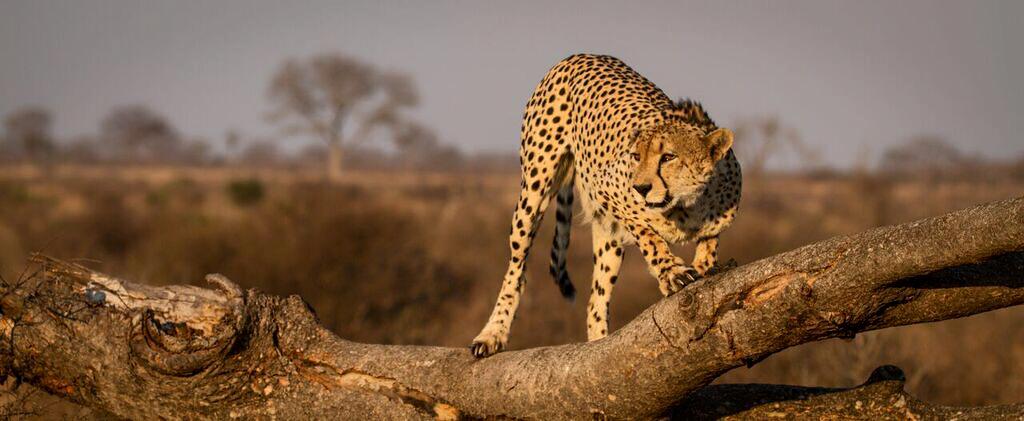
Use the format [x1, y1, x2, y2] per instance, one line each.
[703, 128, 734, 161]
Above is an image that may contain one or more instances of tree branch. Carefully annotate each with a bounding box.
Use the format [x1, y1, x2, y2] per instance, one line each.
[0, 197, 1021, 419]
[673, 365, 1024, 419]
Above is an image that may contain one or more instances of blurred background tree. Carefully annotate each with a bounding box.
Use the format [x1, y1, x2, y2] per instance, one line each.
[98, 105, 211, 165]
[392, 121, 462, 170]
[3, 107, 55, 164]
[267, 53, 418, 181]
[879, 135, 983, 181]
[239, 139, 282, 167]
[733, 116, 821, 176]
[100, 105, 182, 163]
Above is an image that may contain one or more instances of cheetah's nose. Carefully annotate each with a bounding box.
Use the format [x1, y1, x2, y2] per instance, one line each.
[633, 183, 652, 196]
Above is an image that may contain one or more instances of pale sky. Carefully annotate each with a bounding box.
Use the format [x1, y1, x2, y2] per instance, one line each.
[1, 0, 1021, 167]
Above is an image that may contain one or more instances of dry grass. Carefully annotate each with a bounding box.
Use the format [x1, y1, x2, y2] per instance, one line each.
[0, 164, 1021, 416]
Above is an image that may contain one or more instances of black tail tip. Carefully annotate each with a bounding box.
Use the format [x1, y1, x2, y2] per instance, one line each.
[558, 278, 576, 302]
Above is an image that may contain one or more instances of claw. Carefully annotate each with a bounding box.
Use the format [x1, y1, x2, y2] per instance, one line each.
[663, 265, 701, 296]
[469, 334, 506, 358]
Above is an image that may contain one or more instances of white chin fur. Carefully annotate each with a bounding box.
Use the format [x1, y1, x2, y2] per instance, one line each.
[675, 185, 706, 208]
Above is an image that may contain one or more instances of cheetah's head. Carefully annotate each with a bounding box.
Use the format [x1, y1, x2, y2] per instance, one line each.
[629, 122, 733, 211]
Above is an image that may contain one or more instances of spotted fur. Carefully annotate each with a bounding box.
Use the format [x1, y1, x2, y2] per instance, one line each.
[471, 54, 742, 357]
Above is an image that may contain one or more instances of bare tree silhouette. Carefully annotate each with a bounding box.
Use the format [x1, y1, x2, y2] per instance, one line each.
[100, 105, 181, 162]
[393, 121, 462, 169]
[267, 53, 417, 181]
[3, 107, 55, 163]
[733, 116, 820, 175]
[239, 139, 281, 166]
[880, 135, 981, 181]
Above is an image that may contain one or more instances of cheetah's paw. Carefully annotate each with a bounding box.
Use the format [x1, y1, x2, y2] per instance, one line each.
[470, 330, 507, 358]
[659, 265, 700, 297]
[704, 258, 739, 276]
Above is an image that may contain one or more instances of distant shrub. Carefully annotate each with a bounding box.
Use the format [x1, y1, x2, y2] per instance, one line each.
[0, 181, 31, 205]
[226, 178, 264, 206]
[145, 189, 168, 207]
[147, 177, 206, 209]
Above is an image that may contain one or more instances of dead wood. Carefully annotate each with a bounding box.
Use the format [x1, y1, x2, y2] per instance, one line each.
[0, 197, 1022, 419]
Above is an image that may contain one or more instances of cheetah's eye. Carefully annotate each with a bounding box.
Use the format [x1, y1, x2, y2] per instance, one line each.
[660, 153, 677, 163]
[630, 153, 641, 161]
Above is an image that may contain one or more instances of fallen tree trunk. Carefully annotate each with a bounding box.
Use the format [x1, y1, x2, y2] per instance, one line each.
[0, 197, 1022, 419]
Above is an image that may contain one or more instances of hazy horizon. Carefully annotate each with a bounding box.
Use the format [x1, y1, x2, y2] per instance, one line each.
[2, 0, 1022, 168]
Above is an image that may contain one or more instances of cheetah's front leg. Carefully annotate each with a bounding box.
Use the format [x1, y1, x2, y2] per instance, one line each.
[587, 223, 624, 341]
[693, 236, 719, 275]
[628, 223, 699, 296]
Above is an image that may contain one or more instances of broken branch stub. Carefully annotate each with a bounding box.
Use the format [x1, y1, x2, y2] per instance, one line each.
[39, 256, 248, 377]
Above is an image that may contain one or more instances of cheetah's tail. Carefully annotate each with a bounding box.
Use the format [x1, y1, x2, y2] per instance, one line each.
[549, 179, 576, 301]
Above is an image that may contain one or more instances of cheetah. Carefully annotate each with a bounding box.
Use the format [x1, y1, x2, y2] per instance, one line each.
[470, 54, 741, 357]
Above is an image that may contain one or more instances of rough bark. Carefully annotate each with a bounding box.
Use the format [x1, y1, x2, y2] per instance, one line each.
[0, 197, 1022, 420]
[673, 365, 1024, 420]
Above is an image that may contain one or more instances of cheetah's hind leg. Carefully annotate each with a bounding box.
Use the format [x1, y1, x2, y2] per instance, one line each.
[470, 153, 571, 357]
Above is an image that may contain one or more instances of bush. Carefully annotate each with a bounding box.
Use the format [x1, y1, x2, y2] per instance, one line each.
[226, 178, 264, 207]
